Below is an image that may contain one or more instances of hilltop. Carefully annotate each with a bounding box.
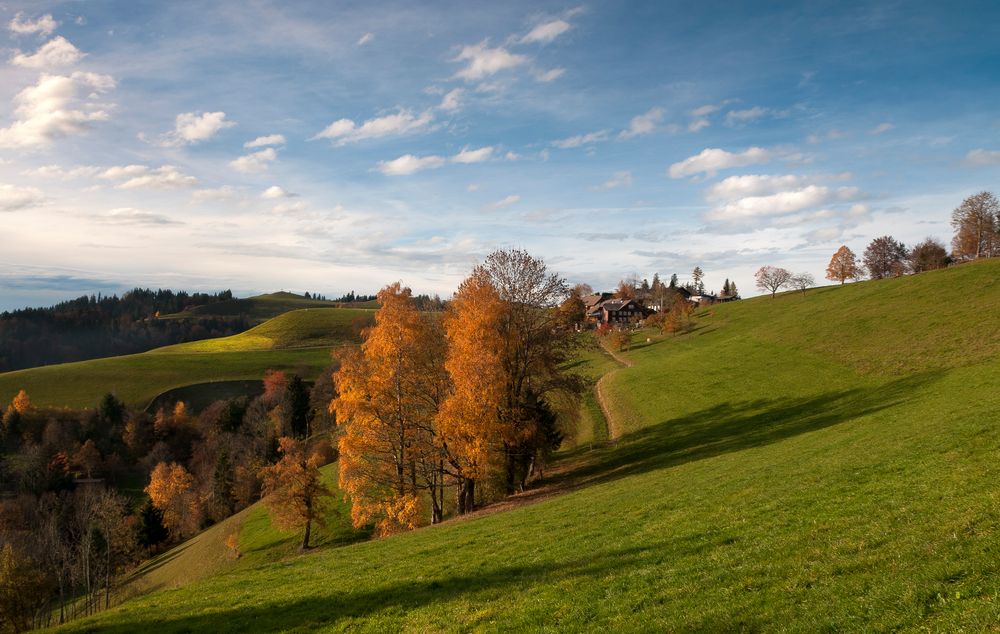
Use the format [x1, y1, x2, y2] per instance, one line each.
[158, 292, 376, 321]
[0, 308, 372, 410]
[56, 259, 1000, 632]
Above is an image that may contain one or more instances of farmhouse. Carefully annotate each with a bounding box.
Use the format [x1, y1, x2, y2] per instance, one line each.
[583, 293, 653, 326]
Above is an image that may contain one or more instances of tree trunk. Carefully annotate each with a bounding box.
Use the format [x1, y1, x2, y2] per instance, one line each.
[301, 516, 312, 550]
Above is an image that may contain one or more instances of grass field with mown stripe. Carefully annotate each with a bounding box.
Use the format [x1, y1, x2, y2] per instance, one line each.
[54, 260, 1000, 631]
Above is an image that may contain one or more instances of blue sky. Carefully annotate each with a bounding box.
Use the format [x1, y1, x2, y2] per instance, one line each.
[0, 1, 998, 310]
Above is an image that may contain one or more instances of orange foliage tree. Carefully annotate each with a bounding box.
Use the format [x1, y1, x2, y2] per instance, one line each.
[826, 245, 860, 284]
[437, 274, 508, 514]
[333, 283, 450, 534]
[259, 436, 332, 549]
[11, 390, 30, 415]
[144, 462, 199, 540]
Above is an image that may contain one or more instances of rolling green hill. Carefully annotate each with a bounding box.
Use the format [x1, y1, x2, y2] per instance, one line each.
[158, 292, 343, 321]
[56, 260, 1000, 631]
[0, 308, 369, 409]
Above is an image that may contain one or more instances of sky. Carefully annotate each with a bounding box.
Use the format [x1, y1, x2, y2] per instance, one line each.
[0, 0, 998, 310]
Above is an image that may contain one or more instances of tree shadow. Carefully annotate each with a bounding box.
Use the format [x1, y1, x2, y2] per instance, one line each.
[66, 538, 765, 633]
[544, 371, 944, 494]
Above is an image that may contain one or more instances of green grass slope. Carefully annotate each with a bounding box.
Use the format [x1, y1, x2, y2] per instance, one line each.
[119, 464, 365, 600]
[0, 308, 368, 409]
[153, 308, 370, 353]
[57, 260, 1000, 632]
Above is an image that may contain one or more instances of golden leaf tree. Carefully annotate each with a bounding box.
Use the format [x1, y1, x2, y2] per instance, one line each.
[826, 245, 860, 284]
[439, 250, 581, 509]
[259, 436, 332, 550]
[11, 389, 30, 415]
[333, 283, 449, 534]
[437, 273, 508, 514]
[145, 462, 199, 540]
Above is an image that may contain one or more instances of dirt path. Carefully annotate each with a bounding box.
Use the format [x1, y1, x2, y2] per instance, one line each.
[594, 337, 632, 441]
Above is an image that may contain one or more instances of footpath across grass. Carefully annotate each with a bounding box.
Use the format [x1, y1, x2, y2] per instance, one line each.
[54, 260, 1000, 631]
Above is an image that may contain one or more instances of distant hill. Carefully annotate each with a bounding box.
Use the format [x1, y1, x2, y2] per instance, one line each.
[159, 292, 379, 321]
[59, 258, 1000, 632]
[0, 288, 245, 372]
[0, 307, 371, 409]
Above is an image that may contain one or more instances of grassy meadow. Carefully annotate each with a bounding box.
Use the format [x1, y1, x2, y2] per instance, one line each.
[157, 292, 343, 321]
[0, 308, 369, 409]
[53, 259, 1000, 631]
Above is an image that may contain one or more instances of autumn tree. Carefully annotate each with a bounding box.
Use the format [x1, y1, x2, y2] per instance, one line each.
[0, 544, 50, 633]
[258, 437, 332, 549]
[826, 245, 860, 284]
[864, 235, 908, 279]
[909, 237, 950, 272]
[951, 191, 999, 260]
[755, 265, 793, 297]
[145, 462, 199, 540]
[437, 274, 507, 514]
[558, 288, 587, 329]
[11, 390, 30, 415]
[334, 283, 449, 533]
[609, 328, 630, 351]
[455, 249, 582, 495]
[73, 439, 102, 479]
[789, 272, 815, 295]
[614, 278, 637, 300]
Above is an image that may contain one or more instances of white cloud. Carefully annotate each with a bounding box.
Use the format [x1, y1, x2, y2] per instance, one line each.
[99, 207, 181, 225]
[100, 164, 149, 180]
[725, 106, 771, 126]
[230, 148, 277, 173]
[163, 111, 235, 146]
[964, 149, 1000, 166]
[521, 19, 572, 44]
[452, 146, 494, 164]
[192, 186, 237, 201]
[667, 147, 772, 178]
[0, 184, 45, 211]
[244, 134, 286, 148]
[467, 183, 480, 192]
[11, 37, 84, 68]
[22, 164, 100, 179]
[485, 194, 520, 211]
[453, 41, 529, 81]
[0, 72, 116, 148]
[8, 13, 57, 36]
[688, 118, 710, 132]
[357, 32, 374, 46]
[377, 154, 447, 176]
[261, 185, 293, 199]
[534, 67, 565, 82]
[552, 129, 610, 149]
[438, 88, 464, 112]
[620, 107, 664, 139]
[705, 174, 810, 202]
[273, 201, 306, 214]
[596, 171, 633, 190]
[113, 165, 197, 190]
[871, 122, 894, 135]
[313, 109, 433, 145]
[706, 185, 861, 222]
[691, 104, 721, 117]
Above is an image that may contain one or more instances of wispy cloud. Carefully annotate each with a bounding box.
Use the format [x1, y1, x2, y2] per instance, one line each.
[313, 109, 434, 145]
[964, 149, 1000, 166]
[668, 147, 772, 178]
[552, 129, 610, 149]
[244, 134, 286, 148]
[520, 19, 572, 44]
[230, 148, 277, 173]
[619, 107, 664, 139]
[0, 184, 45, 211]
[485, 194, 521, 211]
[452, 41, 529, 81]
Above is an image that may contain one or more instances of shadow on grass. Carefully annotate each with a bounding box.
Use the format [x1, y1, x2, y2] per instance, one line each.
[66, 539, 766, 633]
[547, 371, 943, 495]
